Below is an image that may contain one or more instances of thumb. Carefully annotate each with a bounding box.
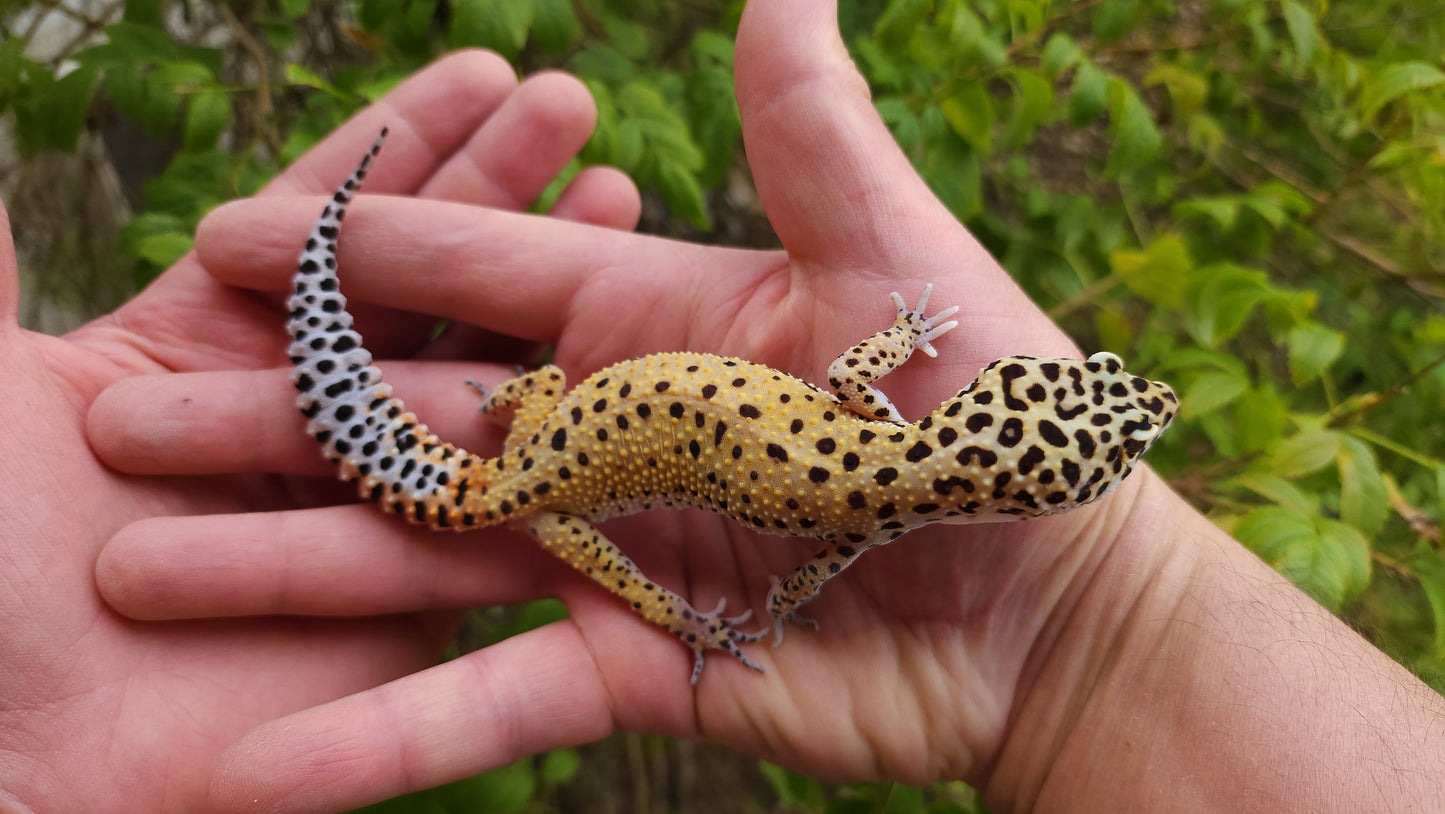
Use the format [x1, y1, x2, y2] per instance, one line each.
[733, 0, 1073, 356]
[734, 0, 961, 275]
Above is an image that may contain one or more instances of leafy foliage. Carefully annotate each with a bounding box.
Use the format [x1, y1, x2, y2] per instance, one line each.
[5, 0, 1445, 810]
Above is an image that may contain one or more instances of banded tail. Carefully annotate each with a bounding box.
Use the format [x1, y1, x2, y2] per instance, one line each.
[286, 129, 498, 528]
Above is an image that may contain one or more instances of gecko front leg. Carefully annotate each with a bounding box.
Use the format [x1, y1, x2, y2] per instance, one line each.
[827, 284, 960, 423]
[765, 534, 888, 646]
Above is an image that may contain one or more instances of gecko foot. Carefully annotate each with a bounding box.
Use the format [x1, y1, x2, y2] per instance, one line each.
[889, 283, 960, 359]
[765, 574, 819, 648]
[684, 597, 769, 685]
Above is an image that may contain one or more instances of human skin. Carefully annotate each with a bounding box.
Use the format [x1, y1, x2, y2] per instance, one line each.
[9, 0, 1441, 812]
[0, 53, 641, 812]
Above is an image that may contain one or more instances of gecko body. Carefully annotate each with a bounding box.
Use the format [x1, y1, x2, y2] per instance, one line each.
[287, 130, 1178, 683]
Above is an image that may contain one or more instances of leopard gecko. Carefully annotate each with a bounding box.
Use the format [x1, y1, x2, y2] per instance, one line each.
[286, 129, 1178, 683]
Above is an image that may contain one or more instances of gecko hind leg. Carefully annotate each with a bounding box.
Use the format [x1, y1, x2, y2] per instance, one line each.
[520, 510, 768, 684]
[465, 364, 566, 452]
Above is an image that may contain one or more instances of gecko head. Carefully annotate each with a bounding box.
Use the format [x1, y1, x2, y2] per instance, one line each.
[937, 351, 1177, 519]
[1081, 351, 1177, 474]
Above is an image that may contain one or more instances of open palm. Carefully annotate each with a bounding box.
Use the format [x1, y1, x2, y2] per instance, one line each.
[0, 53, 647, 812]
[73, 1, 1177, 811]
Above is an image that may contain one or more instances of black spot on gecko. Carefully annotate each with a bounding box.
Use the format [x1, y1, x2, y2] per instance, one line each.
[739, 404, 762, 419]
[874, 467, 898, 485]
[1038, 420, 1068, 447]
[766, 444, 789, 463]
[997, 417, 1024, 448]
[1018, 445, 1046, 475]
[956, 446, 999, 468]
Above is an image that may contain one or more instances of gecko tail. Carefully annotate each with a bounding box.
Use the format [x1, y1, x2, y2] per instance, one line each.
[285, 128, 498, 529]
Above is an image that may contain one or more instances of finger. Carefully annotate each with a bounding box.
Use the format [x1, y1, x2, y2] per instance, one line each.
[548, 165, 642, 230]
[209, 623, 626, 813]
[265, 49, 521, 198]
[418, 71, 599, 208]
[734, 0, 1071, 355]
[96, 505, 556, 620]
[0, 200, 17, 327]
[88, 363, 514, 476]
[196, 195, 778, 354]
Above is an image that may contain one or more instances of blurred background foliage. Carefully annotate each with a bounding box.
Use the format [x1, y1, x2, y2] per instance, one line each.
[3, 0, 1444, 810]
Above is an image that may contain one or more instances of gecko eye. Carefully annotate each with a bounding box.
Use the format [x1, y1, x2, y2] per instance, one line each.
[1086, 351, 1124, 371]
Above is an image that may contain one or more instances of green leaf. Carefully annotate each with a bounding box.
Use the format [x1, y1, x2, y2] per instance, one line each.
[941, 81, 993, 156]
[922, 133, 982, 219]
[1235, 508, 1370, 610]
[1281, 0, 1318, 72]
[1232, 384, 1288, 454]
[137, 232, 194, 268]
[1039, 33, 1081, 77]
[758, 762, 827, 808]
[539, 748, 581, 786]
[285, 64, 342, 97]
[183, 90, 231, 150]
[1104, 78, 1162, 176]
[1091, 0, 1140, 43]
[104, 68, 182, 136]
[946, 6, 1007, 69]
[657, 159, 710, 230]
[1144, 63, 1208, 121]
[1174, 197, 1240, 229]
[1262, 427, 1342, 477]
[1339, 435, 1389, 539]
[277, 0, 310, 20]
[1067, 61, 1108, 126]
[1001, 68, 1054, 148]
[1109, 233, 1190, 308]
[1182, 263, 1273, 347]
[1228, 473, 1320, 514]
[1094, 309, 1133, 353]
[1414, 551, 1445, 659]
[531, 0, 581, 53]
[103, 21, 180, 63]
[1183, 369, 1250, 415]
[12, 64, 97, 154]
[875, 0, 932, 51]
[449, 0, 534, 57]
[1287, 323, 1345, 384]
[1359, 61, 1445, 121]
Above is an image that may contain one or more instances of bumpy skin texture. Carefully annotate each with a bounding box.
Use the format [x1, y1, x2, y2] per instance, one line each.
[288, 132, 1179, 683]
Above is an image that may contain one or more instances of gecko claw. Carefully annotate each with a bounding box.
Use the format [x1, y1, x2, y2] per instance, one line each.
[686, 597, 769, 684]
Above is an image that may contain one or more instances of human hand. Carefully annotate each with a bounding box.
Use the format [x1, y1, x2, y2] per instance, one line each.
[82, 1, 1186, 808]
[0, 52, 640, 812]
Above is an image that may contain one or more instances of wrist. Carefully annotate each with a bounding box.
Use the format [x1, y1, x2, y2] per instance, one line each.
[983, 470, 1445, 812]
